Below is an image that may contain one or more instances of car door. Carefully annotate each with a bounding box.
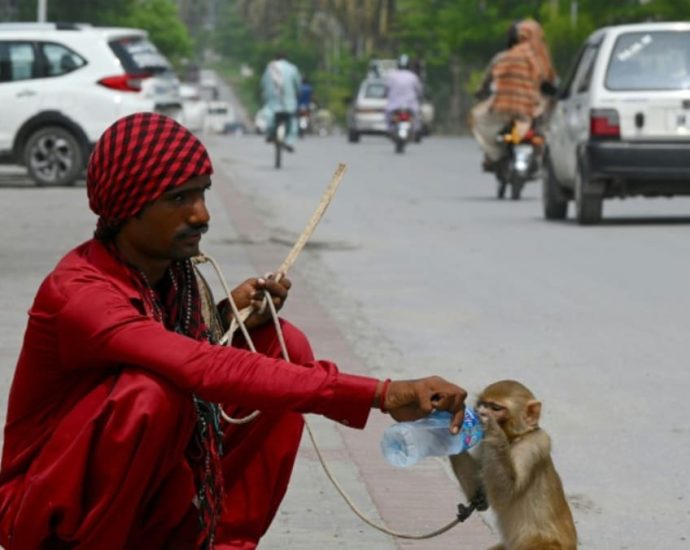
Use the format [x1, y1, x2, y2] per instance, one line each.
[548, 41, 600, 185]
[0, 40, 41, 153]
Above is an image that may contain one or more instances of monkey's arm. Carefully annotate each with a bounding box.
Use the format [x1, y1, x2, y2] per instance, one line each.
[480, 418, 551, 502]
[449, 451, 482, 500]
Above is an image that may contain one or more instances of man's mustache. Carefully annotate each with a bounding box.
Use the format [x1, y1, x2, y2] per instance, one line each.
[175, 224, 209, 240]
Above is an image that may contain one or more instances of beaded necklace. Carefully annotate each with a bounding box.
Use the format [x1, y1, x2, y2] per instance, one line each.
[137, 260, 224, 549]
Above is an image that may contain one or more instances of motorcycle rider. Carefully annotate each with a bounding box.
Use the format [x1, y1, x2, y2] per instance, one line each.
[260, 51, 302, 151]
[385, 54, 424, 137]
[297, 76, 314, 136]
[471, 18, 556, 171]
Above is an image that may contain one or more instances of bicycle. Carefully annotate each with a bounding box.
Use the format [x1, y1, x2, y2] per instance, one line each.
[271, 112, 293, 169]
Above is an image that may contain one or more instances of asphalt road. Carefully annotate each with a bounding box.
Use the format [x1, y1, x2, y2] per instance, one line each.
[207, 130, 690, 549]
[1, 127, 689, 549]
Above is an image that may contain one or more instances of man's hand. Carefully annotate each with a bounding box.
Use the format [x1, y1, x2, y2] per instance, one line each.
[229, 273, 291, 330]
[382, 376, 467, 434]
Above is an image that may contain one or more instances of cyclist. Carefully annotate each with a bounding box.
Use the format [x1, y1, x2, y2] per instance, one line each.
[260, 52, 302, 151]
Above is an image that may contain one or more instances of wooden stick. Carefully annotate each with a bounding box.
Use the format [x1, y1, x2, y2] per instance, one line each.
[275, 162, 347, 278]
[229, 163, 347, 332]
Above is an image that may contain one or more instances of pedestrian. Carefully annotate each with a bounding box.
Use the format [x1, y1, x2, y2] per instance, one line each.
[0, 112, 468, 549]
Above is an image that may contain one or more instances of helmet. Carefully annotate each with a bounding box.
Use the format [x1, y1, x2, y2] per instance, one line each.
[398, 54, 410, 70]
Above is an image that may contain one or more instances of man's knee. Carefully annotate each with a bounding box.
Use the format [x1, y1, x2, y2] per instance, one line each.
[114, 371, 194, 433]
[276, 319, 314, 364]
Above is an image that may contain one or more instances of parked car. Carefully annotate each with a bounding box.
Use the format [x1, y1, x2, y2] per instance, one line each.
[543, 21, 690, 224]
[204, 101, 235, 134]
[0, 22, 182, 186]
[346, 76, 388, 142]
[179, 83, 206, 132]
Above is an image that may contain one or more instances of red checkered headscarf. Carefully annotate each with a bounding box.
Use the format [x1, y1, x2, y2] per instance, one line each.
[87, 112, 213, 235]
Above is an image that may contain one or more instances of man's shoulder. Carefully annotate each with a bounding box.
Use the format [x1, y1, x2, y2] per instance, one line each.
[40, 240, 139, 305]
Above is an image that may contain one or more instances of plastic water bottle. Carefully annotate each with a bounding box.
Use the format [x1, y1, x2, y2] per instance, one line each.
[380, 409, 484, 467]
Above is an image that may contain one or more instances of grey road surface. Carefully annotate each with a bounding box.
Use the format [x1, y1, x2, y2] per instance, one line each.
[208, 131, 690, 550]
[1, 127, 689, 550]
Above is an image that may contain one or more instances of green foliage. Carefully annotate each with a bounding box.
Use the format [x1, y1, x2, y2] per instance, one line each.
[117, 0, 193, 63]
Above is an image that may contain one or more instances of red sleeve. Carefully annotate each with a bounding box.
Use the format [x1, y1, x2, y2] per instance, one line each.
[56, 281, 378, 429]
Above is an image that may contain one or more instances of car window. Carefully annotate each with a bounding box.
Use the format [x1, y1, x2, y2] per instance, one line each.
[109, 36, 171, 74]
[573, 45, 599, 94]
[557, 44, 587, 99]
[606, 31, 690, 91]
[363, 82, 387, 99]
[0, 41, 36, 82]
[40, 42, 86, 77]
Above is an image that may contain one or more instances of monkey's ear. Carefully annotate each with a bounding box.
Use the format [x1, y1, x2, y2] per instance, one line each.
[525, 400, 542, 426]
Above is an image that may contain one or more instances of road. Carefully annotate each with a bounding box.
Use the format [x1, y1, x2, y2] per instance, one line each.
[1, 129, 689, 549]
[207, 131, 690, 549]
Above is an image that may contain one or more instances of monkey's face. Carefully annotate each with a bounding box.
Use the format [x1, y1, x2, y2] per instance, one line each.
[476, 398, 510, 423]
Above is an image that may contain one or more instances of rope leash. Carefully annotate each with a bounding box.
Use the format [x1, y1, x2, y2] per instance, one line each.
[194, 163, 482, 538]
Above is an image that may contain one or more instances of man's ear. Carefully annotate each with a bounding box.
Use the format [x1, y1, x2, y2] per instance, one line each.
[525, 399, 542, 427]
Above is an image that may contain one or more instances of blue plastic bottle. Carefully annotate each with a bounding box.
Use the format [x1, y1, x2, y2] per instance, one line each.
[380, 409, 484, 467]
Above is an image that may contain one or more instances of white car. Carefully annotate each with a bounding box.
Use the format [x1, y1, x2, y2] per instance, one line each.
[0, 22, 182, 186]
[544, 21, 690, 224]
[204, 101, 235, 134]
[179, 83, 206, 132]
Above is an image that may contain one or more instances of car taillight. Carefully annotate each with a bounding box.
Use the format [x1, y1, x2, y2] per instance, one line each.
[98, 73, 152, 92]
[590, 109, 620, 139]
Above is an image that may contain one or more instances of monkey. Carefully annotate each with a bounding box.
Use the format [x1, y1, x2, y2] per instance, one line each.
[450, 380, 577, 550]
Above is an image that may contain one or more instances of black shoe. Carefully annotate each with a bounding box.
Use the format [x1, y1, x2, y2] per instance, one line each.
[266, 134, 274, 143]
[283, 143, 295, 153]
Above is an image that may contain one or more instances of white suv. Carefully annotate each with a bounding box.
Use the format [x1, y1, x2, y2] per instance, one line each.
[0, 22, 182, 186]
[543, 22, 690, 224]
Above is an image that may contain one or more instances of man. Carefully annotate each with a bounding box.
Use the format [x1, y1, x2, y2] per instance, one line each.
[471, 18, 554, 170]
[260, 52, 302, 151]
[0, 112, 467, 549]
[384, 54, 424, 135]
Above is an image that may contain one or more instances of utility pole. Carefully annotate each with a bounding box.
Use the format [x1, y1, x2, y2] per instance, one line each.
[570, 0, 578, 27]
[37, 0, 46, 22]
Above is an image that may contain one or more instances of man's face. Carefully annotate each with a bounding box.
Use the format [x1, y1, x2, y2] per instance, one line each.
[118, 175, 212, 262]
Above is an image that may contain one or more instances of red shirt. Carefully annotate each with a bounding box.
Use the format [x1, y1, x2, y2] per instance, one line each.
[0, 239, 377, 499]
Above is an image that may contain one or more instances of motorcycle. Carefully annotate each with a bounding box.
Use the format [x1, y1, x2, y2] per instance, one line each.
[297, 103, 312, 137]
[493, 121, 544, 200]
[390, 108, 415, 154]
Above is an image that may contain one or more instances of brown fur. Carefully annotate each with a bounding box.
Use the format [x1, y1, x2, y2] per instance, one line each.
[450, 380, 577, 550]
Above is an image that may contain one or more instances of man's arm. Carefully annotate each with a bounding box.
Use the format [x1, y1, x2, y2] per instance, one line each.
[55, 282, 466, 429]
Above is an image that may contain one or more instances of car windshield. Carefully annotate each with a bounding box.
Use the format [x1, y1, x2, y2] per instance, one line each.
[364, 81, 387, 99]
[109, 36, 171, 74]
[606, 30, 690, 90]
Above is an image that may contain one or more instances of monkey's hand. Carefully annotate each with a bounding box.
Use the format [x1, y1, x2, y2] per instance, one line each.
[383, 376, 467, 433]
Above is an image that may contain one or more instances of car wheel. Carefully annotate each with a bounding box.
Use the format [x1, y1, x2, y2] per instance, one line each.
[574, 160, 603, 225]
[542, 152, 568, 220]
[24, 126, 83, 186]
[348, 129, 360, 143]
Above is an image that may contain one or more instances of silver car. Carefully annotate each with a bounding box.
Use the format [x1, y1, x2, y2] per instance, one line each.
[544, 21, 690, 224]
[346, 76, 388, 142]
